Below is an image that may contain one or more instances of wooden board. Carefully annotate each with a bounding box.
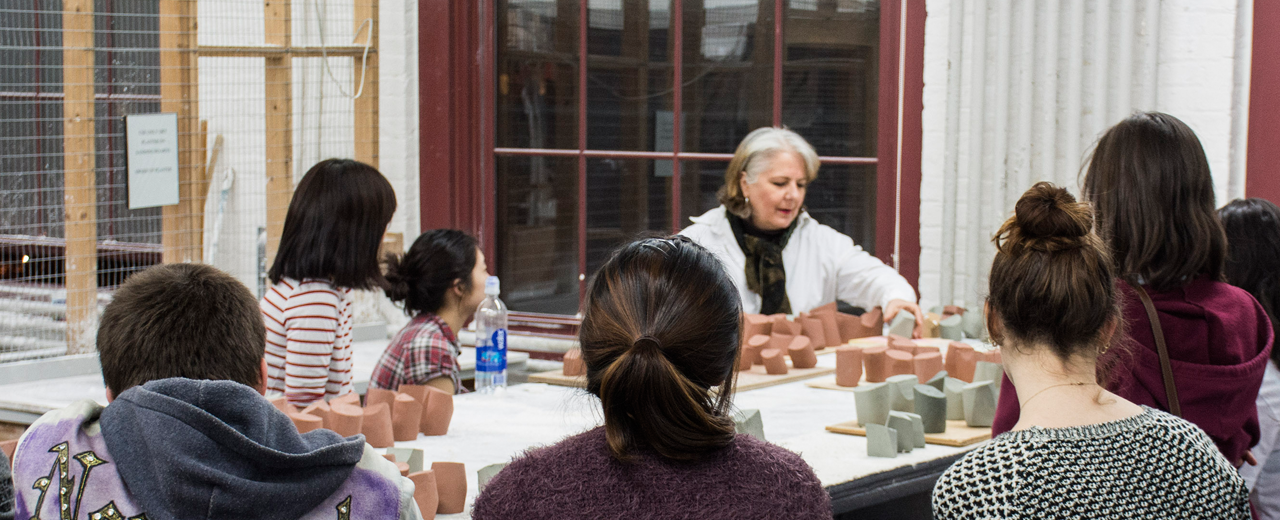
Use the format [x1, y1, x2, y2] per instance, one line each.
[805, 375, 866, 392]
[826, 419, 991, 447]
[528, 363, 836, 392]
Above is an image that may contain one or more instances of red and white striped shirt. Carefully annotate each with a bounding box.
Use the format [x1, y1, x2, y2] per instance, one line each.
[260, 277, 354, 406]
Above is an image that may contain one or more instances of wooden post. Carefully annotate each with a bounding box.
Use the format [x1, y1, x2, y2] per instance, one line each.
[62, 0, 97, 353]
[264, 0, 293, 265]
[354, 0, 379, 168]
[160, 0, 201, 263]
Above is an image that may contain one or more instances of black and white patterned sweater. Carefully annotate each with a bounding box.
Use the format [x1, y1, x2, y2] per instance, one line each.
[933, 406, 1250, 519]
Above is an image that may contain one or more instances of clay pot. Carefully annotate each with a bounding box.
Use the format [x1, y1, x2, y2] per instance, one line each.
[835, 346, 863, 387]
[767, 332, 795, 354]
[913, 352, 944, 383]
[300, 401, 331, 430]
[420, 387, 454, 436]
[944, 342, 977, 383]
[268, 396, 297, 415]
[562, 348, 586, 376]
[889, 337, 918, 355]
[432, 462, 467, 515]
[362, 403, 395, 448]
[744, 335, 770, 366]
[365, 387, 398, 412]
[393, 393, 423, 442]
[743, 314, 773, 339]
[329, 404, 364, 438]
[289, 412, 324, 434]
[409, 470, 439, 520]
[862, 346, 890, 383]
[787, 336, 818, 369]
[885, 349, 914, 377]
[800, 318, 829, 349]
[760, 348, 789, 375]
[331, 392, 361, 407]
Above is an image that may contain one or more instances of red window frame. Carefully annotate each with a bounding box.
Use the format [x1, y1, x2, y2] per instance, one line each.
[419, 0, 925, 314]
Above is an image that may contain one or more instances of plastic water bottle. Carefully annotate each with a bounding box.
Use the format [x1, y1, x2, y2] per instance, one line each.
[475, 276, 508, 393]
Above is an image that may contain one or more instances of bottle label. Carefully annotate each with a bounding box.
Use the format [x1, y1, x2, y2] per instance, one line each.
[477, 328, 507, 372]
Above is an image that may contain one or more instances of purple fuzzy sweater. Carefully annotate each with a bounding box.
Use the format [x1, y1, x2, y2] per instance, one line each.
[473, 427, 831, 519]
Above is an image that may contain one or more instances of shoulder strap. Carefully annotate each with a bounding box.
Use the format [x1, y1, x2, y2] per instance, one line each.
[1133, 284, 1182, 417]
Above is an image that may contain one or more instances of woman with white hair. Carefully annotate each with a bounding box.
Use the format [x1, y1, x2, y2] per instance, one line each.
[680, 127, 922, 333]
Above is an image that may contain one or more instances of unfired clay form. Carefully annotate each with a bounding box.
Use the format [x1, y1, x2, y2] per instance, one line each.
[913, 384, 947, 434]
[862, 346, 890, 383]
[887, 412, 917, 452]
[939, 314, 964, 340]
[361, 402, 395, 448]
[888, 309, 916, 338]
[328, 404, 364, 437]
[962, 380, 998, 427]
[944, 342, 977, 382]
[421, 387, 454, 436]
[944, 377, 967, 420]
[392, 393, 422, 442]
[854, 382, 891, 427]
[913, 351, 944, 383]
[562, 348, 586, 376]
[787, 335, 818, 369]
[887, 374, 917, 413]
[885, 349, 914, 377]
[408, 470, 439, 520]
[835, 346, 863, 387]
[432, 461, 467, 515]
[865, 423, 898, 458]
[289, 413, 323, 434]
[760, 348, 789, 375]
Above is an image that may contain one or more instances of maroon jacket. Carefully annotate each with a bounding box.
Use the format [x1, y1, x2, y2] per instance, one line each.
[992, 277, 1274, 464]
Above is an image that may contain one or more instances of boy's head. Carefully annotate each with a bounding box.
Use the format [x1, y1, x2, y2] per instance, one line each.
[98, 263, 266, 397]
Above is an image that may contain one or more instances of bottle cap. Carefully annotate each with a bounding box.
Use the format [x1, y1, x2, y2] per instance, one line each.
[485, 276, 501, 296]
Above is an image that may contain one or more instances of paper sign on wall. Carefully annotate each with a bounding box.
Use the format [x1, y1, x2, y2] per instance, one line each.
[125, 113, 180, 209]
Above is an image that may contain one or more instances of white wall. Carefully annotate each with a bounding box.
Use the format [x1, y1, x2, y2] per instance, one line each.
[916, 0, 1253, 311]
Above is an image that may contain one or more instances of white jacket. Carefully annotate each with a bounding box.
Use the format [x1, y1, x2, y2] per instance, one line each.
[679, 206, 916, 314]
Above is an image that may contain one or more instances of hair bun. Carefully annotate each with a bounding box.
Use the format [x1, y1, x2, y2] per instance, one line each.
[999, 182, 1094, 253]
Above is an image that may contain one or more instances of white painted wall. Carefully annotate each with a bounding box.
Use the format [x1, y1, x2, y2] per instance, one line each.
[917, 0, 1253, 311]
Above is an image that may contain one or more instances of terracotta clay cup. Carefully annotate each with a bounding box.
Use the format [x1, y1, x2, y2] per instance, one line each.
[800, 318, 830, 350]
[289, 412, 324, 434]
[408, 470, 439, 520]
[787, 335, 818, 369]
[913, 352, 944, 383]
[420, 387, 454, 436]
[885, 349, 915, 377]
[432, 462, 467, 515]
[743, 335, 770, 367]
[767, 332, 795, 354]
[268, 396, 297, 415]
[944, 342, 977, 383]
[329, 404, 364, 438]
[889, 337, 918, 356]
[331, 392, 361, 407]
[393, 393, 423, 442]
[835, 346, 864, 387]
[562, 348, 586, 376]
[0, 439, 16, 464]
[365, 387, 398, 412]
[760, 348, 789, 375]
[862, 346, 890, 383]
[362, 403, 395, 448]
[743, 314, 773, 340]
[300, 401, 332, 430]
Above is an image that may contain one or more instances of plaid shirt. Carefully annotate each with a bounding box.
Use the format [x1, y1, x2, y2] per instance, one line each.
[370, 312, 466, 393]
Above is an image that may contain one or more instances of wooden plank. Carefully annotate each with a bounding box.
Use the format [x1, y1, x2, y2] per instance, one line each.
[825, 419, 991, 448]
[264, 0, 294, 265]
[528, 363, 835, 392]
[62, 0, 97, 354]
[160, 0, 201, 263]
[198, 45, 375, 57]
[353, 0, 379, 168]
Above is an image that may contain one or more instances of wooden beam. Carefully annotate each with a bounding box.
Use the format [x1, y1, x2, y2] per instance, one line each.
[354, 0, 379, 168]
[197, 45, 376, 58]
[264, 0, 294, 265]
[62, 0, 97, 353]
[160, 0, 201, 263]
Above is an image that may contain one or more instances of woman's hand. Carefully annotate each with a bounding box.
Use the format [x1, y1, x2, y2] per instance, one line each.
[884, 299, 926, 339]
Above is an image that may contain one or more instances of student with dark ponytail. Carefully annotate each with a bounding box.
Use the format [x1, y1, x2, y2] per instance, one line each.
[473, 236, 830, 519]
[933, 183, 1249, 518]
[370, 229, 489, 394]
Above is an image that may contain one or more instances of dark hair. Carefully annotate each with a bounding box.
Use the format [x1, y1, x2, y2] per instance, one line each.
[987, 182, 1121, 361]
[98, 263, 266, 395]
[384, 229, 479, 315]
[580, 236, 742, 461]
[1219, 198, 1280, 365]
[268, 158, 397, 290]
[1082, 111, 1226, 292]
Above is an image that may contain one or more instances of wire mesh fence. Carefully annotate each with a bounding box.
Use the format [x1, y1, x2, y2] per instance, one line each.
[1, 0, 383, 361]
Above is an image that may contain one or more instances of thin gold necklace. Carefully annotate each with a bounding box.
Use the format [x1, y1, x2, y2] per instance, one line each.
[1019, 382, 1097, 409]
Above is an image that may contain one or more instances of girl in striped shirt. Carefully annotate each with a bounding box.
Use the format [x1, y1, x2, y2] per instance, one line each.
[261, 158, 397, 406]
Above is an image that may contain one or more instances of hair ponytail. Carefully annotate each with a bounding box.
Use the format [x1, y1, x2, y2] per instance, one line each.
[581, 237, 741, 461]
[383, 229, 478, 315]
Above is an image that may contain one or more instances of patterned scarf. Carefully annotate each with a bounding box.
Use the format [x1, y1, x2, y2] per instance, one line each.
[728, 213, 798, 315]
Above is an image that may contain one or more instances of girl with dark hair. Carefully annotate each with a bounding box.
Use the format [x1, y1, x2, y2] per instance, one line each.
[933, 183, 1249, 518]
[370, 229, 487, 394]
[472, 236, 830, 519]
[261, 158, 397, 406]
[1220, 198, 1280, 518]
[990, 113, 1273, 467]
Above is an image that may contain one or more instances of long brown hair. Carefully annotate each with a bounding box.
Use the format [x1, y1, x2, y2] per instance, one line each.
[987, 183, 1121, 361]
[1219, 198, 1280, 365]
[1082, 112, 1226, 292]
[580, 236, 741, 461]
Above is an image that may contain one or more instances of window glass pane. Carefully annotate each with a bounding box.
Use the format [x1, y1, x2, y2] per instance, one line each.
[680, 0, 774, 154]
[806, 164, 876, 253]
[495, 155, 580, 314]
[586, 158, 670, 274]
[782, 0, 878, 157]
[678, 160, 729, 228]
[496, 0, 579, 149]
[585, 1, 674, 151]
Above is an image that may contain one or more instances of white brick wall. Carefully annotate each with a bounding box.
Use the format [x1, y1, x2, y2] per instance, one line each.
[917, 0, 1252, 311]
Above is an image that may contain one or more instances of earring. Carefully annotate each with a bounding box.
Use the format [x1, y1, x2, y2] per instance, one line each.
[744, 196, 750, 204]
